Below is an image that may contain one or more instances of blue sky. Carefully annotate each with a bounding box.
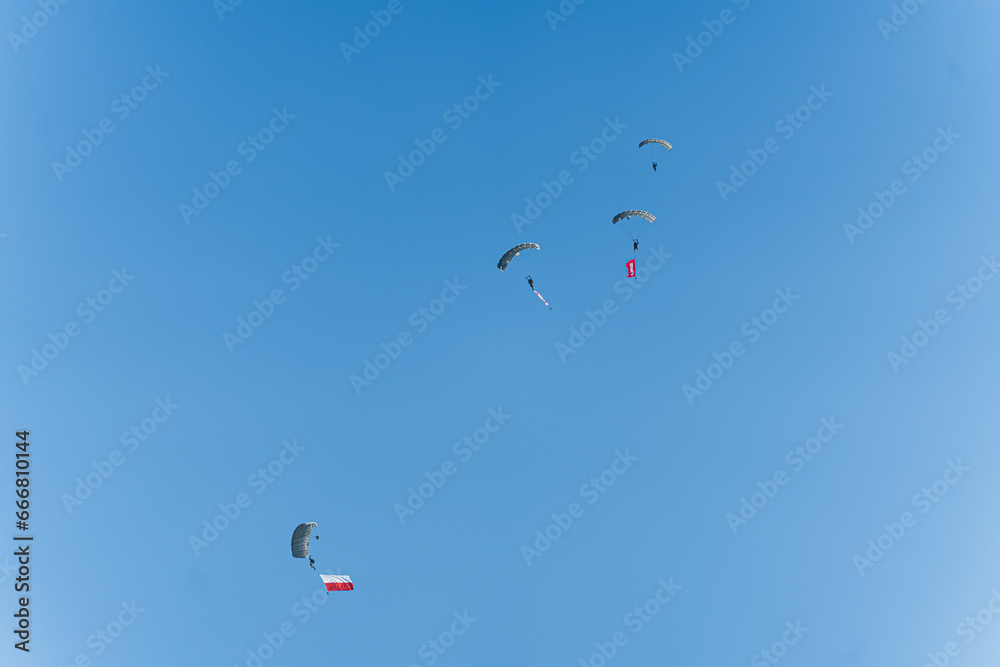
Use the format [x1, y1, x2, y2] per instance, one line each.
[3, 0, 1000, 665]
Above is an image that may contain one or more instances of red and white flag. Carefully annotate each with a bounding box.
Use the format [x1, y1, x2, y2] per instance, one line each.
[320, 574, 354, 591]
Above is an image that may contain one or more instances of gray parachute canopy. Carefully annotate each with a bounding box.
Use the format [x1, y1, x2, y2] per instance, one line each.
[497, 243, 540, 271]
[612, 210, 656, 225]
[638, 138, 673, 150]
[291, 522, 317, 559]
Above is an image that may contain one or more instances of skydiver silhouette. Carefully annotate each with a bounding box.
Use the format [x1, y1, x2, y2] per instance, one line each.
[526, 275, 534, 290]
[633, 239, 639, 252]
[309, 557, 316, 570]
[652, 161, 658, 171]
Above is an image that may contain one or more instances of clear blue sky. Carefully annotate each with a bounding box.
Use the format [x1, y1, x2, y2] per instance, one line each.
[3, 0, 1000, 664]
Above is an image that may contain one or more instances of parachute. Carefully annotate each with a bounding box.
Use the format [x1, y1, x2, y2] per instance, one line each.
[612, 210, 656, 225]
[498, 243, 550, 308]
[613, 211, 656, 259]
[497, 243, 540, 271]
[291, 522, 317, 559]
[638, 138, 673, 150]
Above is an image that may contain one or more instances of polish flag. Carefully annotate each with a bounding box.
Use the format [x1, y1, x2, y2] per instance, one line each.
[320, 574, 354, 591]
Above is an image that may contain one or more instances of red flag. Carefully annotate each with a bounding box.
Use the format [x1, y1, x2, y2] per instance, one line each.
[626, 259, 636, 278]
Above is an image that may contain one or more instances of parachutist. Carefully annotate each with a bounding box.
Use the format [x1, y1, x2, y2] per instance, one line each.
[309, 557, 316, 570]
[526, 276, 534, 291]
[652, 161, 658, 171]
[633, 239, 639, 252]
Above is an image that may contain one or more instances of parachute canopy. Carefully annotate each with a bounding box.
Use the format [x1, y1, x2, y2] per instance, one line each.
[291, 522, 317, 559]
[612, 210, 656, 225]
[639, 138, 673, 150]
[497, 243, 540, 271]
